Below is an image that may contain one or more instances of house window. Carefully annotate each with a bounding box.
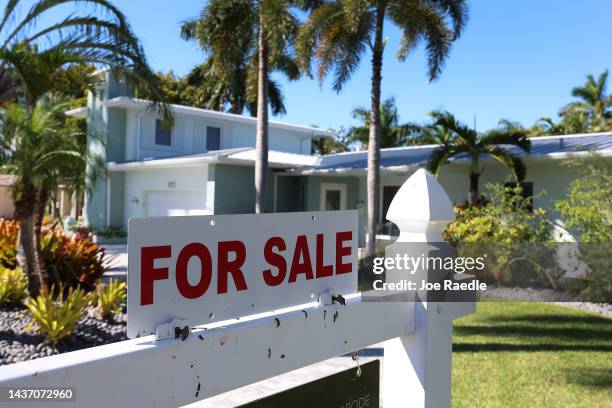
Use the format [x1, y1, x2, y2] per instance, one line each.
[504, 182, 534, 211]
[155, 119, 172, 146]
[207, 126, 221, 151]
[320, 183, 347, 211]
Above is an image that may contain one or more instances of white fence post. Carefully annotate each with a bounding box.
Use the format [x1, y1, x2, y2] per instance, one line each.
[383, 169, 475, 408]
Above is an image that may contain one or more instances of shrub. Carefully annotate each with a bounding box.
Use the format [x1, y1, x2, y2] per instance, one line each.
[93, 227, 127, 239]
[0, 267, 28, 305]
[556, 155, 612, 302]
[0, 219, 18, 269]
[40, 231, 109, 292]
[91, 278, 126, 320]
[444, 182, 557, 286]
[24, 286, 87, 343]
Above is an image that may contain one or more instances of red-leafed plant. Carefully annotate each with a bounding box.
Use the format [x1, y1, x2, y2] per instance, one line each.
[0, 219, 19, 269]
[40, 231, 109, 292]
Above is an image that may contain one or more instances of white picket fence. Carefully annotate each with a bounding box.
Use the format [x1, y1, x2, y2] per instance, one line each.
[0, 169, 475, 408]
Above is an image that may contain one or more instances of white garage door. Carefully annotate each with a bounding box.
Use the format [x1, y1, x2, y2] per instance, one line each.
[146, 191, 209, 217]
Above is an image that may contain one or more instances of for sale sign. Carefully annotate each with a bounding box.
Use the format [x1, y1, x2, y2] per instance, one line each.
[127, 211, 358, 338]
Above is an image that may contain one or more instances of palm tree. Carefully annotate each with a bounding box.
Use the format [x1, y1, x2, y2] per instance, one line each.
[0, 0, 169, 116]
[349, 97, 420, 148]
[530, 112, 590, 136]
[181, 0, 301, 213]
[426, 111, 531, 203]
[418, 123, 456, 145]
[561, 71, 612, 132]
[297, 0, 468, 255]
[186, 58, 288, 116]
[0, 100, 97, 295]
[0, 0, 170, 295]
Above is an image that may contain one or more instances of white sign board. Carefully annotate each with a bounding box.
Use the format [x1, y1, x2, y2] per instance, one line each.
[127, 211, 358, 338]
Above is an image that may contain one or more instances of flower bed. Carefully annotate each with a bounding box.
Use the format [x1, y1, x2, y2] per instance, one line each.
[0, 305, 127, 366]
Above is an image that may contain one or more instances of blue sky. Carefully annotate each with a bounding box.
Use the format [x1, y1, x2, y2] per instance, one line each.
[77, 1, 612, 131]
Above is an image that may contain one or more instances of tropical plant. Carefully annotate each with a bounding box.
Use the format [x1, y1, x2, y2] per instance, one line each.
[181, 0, 302, 213]
[426, 111, 531, 203]
[312, 127, 352, 155]
[349, 97, 420, 148]
[0, 266, 28, 305]
[25, 285, 87, 343]
[0, 218, 18, 269]
[530, 112, 590, 136]
[556, 154, 611, 302]
[417, 123, 456, 145]
[297, 0, 468, 255]
[444, 183, 555, 286]
[40, 230, 109, 292]
[0, 1, 169, 113]
[0, 100, 96, 295]
[0, 0, 171, 296]
[91, 278, 126, 320]
[561, 70, 612, 132]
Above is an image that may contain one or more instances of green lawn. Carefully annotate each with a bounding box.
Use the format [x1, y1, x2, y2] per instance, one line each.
[452, 302, 612, 408]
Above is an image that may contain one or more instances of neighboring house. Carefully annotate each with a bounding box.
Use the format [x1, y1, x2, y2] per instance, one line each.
[70, 73, 612, 245]
[0, 176, 75, 220]
[0, 175, 16, 218]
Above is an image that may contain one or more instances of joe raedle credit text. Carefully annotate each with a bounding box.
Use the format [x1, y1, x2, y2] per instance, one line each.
[371, 253, 488, 292]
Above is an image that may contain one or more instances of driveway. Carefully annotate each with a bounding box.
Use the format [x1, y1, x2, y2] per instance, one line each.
[101, 244, 128, 281]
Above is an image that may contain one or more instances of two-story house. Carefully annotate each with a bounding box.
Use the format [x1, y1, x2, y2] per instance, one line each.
[68, 72, 612, 247]
[67, 71, 331, 235]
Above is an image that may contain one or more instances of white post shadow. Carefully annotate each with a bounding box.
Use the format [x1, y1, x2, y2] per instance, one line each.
[383, 169, 475, 408]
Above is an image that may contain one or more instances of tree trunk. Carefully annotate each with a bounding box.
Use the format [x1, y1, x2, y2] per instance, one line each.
[255, 16, 269, 214]
[15, 185, 47, 296]
[33, 186, 48, 274]
[469, 155, 480, 204]
[469, 172, 480, 204]
[365, 6, 385, 257]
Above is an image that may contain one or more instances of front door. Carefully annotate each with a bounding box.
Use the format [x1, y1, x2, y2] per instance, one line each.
[320, 183, 347, 211]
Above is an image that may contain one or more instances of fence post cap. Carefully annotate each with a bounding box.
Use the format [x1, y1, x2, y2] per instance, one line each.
[387, 168, 455, 224]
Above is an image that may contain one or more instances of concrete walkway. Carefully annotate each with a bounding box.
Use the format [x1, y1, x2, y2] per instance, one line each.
[185, 347, 383, 407]
[101, 245, 128, 281]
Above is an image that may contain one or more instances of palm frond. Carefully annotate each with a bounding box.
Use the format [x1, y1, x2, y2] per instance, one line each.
[481, 128, 531, 152]
[486, 147, 527, 181]
[426, 143, 469, 176]
[429, 110, 476, 143]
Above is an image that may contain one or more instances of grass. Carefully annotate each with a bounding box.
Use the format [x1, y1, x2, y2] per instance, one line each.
[452, 302, 612, 408]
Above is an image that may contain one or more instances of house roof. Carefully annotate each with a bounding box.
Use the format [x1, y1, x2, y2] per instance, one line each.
[107, 148, 318, 171]
[106, 132, 612, 173]
[71, 97, 334, 138]
[289, 132, 612, 175]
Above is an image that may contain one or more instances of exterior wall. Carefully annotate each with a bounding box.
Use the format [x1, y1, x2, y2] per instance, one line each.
[211, 164, 274, 214]
[84, 72, 131, 229]
[109, 173, 125, 227]
[121, 112, 313, 162]
[436, 159, 589, 218]
[302, 157, 609, 245]
[0, 187, 14, 218]
[122, 166, 209, 228]
[275, 175, 306, 212]
[340, 159, 612, 245]
[298, 175, 362, 242]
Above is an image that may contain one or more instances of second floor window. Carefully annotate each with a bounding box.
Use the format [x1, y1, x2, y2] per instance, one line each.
[155, 119, 172, 146]
[207, 126, 221, 151]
